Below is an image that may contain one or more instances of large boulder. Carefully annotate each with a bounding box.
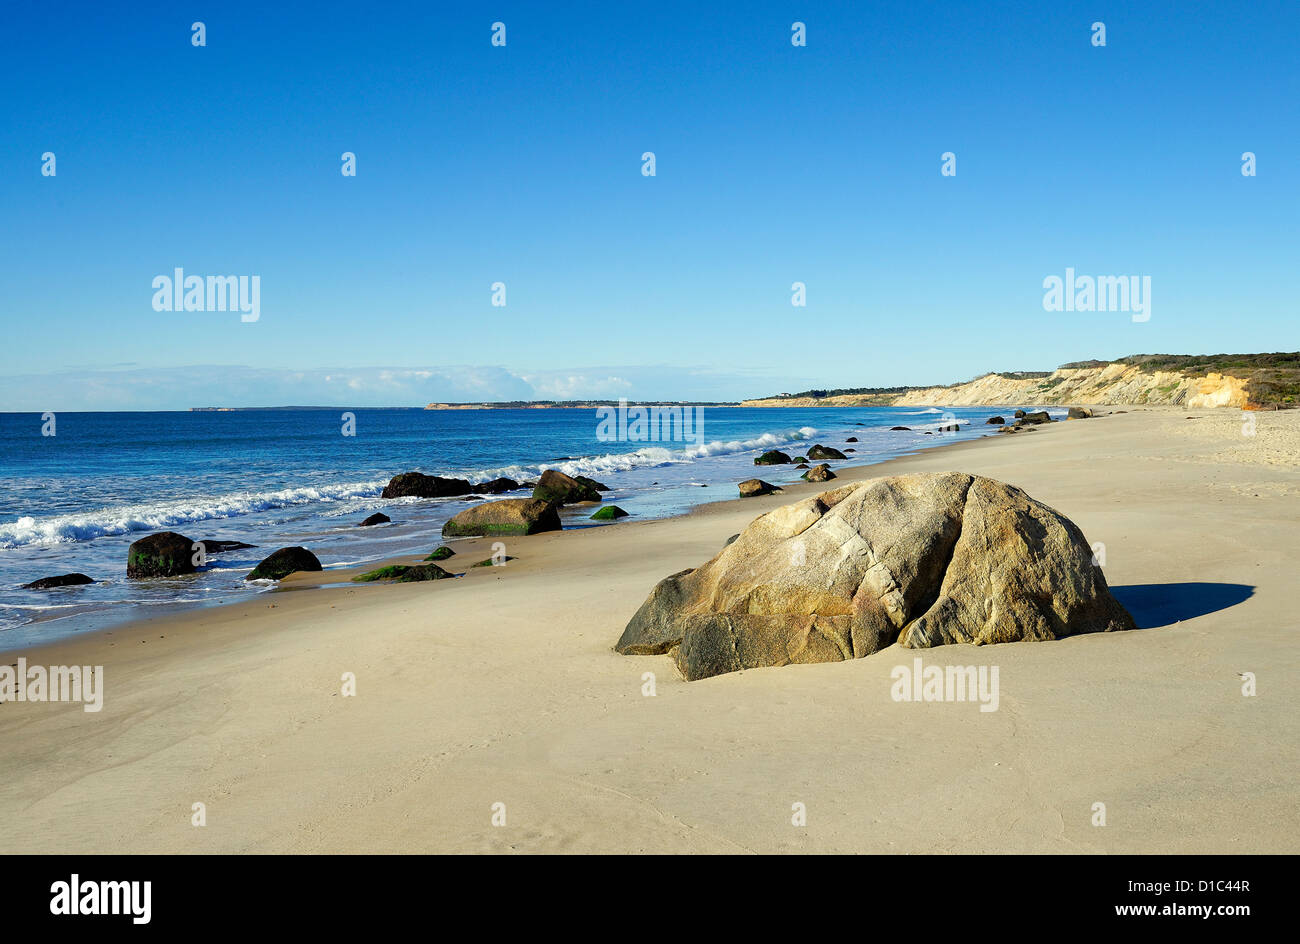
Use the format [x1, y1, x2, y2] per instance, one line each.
[442, 498, 561, 537]
[381, 472, 473, 499]
[986, 416, 1005, 425]
[807, 444, 847, 460]
[127, 532, 197, 578]
[1017, 411, 1052, 426]
[22, 573, 94, 590]
[616, 473, 1135, 680]
[358, 512, 391, 527]
[754, 450, 793, 466]
[246, 547, 323, 581]
[1067, 407, 1093, 420]
[532, 469, 602, 505]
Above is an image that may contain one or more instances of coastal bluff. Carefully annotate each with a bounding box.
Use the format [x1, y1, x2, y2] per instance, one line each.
[741, 354, 1299, 410]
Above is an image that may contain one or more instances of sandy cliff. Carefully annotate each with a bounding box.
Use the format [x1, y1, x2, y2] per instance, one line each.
[743, 363, 1266, 409]
[893, 364, 1253, 408]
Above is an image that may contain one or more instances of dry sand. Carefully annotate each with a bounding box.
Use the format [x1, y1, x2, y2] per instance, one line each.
[1, 407, 1296, 853]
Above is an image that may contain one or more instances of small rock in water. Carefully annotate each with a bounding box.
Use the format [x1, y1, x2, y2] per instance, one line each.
[22, 573, 95, 590]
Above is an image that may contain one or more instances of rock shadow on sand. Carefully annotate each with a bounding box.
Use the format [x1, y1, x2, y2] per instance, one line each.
[1110, 583, 1255, 630]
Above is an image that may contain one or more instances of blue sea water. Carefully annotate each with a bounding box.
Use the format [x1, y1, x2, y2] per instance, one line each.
[0, 404, 1062, 647]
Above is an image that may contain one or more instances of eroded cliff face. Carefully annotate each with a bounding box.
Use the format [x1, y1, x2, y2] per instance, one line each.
[891, 365, 1253, 408]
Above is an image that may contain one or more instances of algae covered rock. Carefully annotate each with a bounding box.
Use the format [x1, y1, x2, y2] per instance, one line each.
[353, 563, 453, 582]
[127, 532, 197, 578]
[442, 498, 561, 537]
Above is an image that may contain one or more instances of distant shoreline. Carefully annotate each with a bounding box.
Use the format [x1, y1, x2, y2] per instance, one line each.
[184, 352, 1299, 412]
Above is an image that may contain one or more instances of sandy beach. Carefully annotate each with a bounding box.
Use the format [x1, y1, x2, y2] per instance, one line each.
[1, 406, 1296, 854]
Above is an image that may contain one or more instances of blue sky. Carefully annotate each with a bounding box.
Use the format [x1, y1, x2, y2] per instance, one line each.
[2, 0, 1296, 409]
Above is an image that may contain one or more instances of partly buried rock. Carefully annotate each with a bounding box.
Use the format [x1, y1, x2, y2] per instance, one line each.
[127, 531, 197, 578]
[846, 437, 858, 442]
[890, 426, 910, 431]
[1017, 410, 1052, 426]
[986, 416, 1005, 425]
[591, 505, 630, 520]
[353, 563, 452, 583]
[616, 472, 1135, 680]
[442, 498, 561, 537]
[807, 444, 846, 460]
[425, 546, 455, 561]
[358, 512, 391, 527]
[738, 479, 780, 498]
[801, 463, 835, 483]
[22, 573, 94, 590]
[532, 469, 602, 505]
[754, 450, 792, 466]
[381, 472, 473, 499]
[246, 547, 323, 581]
[473, 477, 521, 494]
[1067, 407, 1093, 420]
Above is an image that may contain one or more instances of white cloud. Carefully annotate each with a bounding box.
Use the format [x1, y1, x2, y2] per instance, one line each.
[0, 363, 807, 411]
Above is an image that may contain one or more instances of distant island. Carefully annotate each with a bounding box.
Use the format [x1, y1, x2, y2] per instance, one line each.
[190, 354, 1299, 412]
[423, 400, 732, 410]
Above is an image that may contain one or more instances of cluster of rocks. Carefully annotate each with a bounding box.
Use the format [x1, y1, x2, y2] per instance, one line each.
[742, 441, 851, 497]
[994, 409, 1054, 434]
[22, 465, 632, 591]
[379, 472, 525, 499]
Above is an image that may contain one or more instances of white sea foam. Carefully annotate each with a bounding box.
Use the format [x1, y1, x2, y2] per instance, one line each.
[0, 426, 822, 550]
[473, 427, 821, 481]
[0, 480, 388, 549]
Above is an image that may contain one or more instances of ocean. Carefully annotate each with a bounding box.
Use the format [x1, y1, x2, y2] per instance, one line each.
[0, 404, 1060, 648]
